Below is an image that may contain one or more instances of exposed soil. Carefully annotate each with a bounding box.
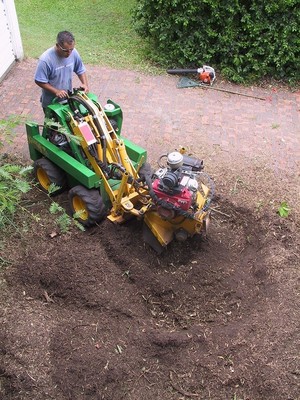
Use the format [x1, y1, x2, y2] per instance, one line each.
[1, 150, 299, 400]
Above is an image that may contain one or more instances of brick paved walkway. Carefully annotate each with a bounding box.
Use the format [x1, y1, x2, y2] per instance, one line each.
[0, 58, 299, 176]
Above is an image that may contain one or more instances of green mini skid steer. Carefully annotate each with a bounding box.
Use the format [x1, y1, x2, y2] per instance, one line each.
[26, 89, 214, 252]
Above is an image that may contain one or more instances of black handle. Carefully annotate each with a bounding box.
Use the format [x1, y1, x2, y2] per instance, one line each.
[167, 68, 199, 75]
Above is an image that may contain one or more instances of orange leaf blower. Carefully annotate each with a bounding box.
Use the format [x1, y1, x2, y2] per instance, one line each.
[167, 65, 216, 85]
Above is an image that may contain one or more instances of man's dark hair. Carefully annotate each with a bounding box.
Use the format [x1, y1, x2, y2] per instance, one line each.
[57, 31, 75, 45]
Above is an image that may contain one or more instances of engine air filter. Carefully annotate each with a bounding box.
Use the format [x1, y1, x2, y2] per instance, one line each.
[167, 152, 183, 169]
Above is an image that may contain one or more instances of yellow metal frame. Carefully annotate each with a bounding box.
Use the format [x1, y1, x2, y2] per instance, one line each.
[68, 93, 147, 222]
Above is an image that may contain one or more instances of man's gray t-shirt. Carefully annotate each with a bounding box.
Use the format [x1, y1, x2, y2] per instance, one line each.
[35, 47, 86, 108]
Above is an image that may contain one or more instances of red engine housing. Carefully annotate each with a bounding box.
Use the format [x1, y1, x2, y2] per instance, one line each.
[199, 71, 212, 84]
[152, 179, 192, 211]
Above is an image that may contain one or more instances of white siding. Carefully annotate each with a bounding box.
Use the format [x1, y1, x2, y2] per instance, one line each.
[0, 0, 23, 81]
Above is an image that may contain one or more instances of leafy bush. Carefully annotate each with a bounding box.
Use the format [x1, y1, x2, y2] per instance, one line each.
[0, 116, 33, 228]
[132, 0, 300, 83]
[0, 163, 32, 228]
[0, 115, 27, 148]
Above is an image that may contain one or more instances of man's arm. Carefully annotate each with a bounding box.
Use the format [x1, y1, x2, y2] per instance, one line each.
[35, 80, 68, 99]
[77, 72, 89, 93]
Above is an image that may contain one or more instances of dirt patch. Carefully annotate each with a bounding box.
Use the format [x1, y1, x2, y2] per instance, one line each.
[1, 157, 299, 400]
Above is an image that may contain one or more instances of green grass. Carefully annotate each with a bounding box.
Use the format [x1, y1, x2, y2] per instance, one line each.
[15, 0, 159, 73]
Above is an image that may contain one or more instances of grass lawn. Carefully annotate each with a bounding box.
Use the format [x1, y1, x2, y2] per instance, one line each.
[15, 0, 159, 73]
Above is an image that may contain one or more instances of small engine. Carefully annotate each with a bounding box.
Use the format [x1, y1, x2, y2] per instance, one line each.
[197, 65, 216, 85]
[152, 152, 204, 220]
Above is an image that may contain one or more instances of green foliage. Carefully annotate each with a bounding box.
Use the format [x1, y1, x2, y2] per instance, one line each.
[278, 201, 290, 217]
[132, 0, 300, 83]
[0, 157, 84, 234]
[0, 115, 27, 149]
[0, 115, 35, 230]
[0, 163, 32, 228]
[0, 256, 12, 269]
[49, 202, 72, 233]
[49, 196, 85, 233]
[47, 183, 61, 196]
[44, 118, 82, 145]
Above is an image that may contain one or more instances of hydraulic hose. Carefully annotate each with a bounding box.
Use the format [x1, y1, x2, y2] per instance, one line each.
[138, 163, 158, 202]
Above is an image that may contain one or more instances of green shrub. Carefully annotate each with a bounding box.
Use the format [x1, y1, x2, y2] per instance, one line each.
[0, 115, 27, 148]
[132, 0, 300, 83]
[0, 163, 32, 228]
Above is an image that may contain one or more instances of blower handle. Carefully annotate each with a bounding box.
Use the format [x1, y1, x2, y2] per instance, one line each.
[167, 69, 199, 75]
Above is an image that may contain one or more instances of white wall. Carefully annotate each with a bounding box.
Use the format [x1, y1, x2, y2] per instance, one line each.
[0, 0, 23, 81]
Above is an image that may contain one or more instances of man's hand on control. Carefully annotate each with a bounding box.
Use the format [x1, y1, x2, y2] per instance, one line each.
[55, 89, 69, 98]
[80, 84, 89, 93]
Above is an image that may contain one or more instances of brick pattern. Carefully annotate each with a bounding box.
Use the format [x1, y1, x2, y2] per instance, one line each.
[0, 59, 299, 175]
